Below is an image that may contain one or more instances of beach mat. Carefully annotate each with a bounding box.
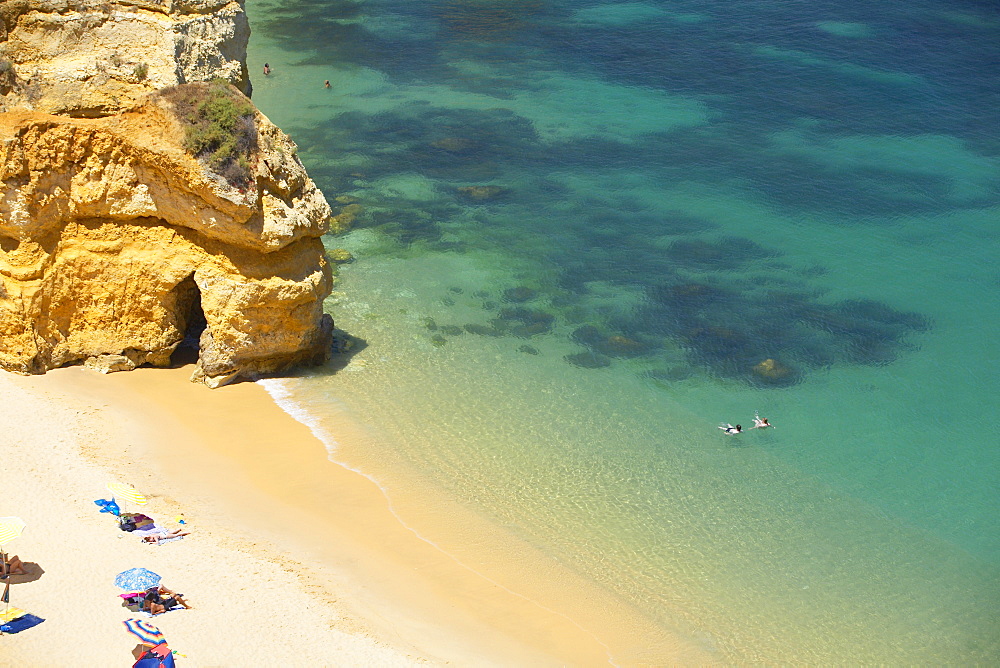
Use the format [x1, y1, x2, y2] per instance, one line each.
[0, 613, 44, 634]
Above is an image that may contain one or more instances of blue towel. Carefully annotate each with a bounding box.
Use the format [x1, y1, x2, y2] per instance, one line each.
[0, 613, 44, 634]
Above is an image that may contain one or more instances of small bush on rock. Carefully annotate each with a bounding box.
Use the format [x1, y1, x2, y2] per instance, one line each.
[161, 81, 258, 188]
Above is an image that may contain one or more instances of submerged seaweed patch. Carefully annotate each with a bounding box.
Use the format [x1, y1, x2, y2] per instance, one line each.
[254, 0, 938, 387]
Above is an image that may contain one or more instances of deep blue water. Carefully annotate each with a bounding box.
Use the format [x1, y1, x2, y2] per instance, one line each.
[246, 0, 999, 662]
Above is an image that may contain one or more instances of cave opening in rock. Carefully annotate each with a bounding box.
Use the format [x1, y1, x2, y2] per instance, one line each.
[170, 273, 207, 366]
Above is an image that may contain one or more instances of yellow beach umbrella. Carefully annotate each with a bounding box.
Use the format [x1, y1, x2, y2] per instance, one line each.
[0, 516, 25, 547]
[106, 482, 148, 506]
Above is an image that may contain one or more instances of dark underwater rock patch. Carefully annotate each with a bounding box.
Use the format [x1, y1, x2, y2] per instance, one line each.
[636, 276, 929, 386]
[497, 307, 554, 337]
[570, 325, 653, 358]
[502, 286, 536, 303]
[464, 323, 506, 336]
[457, 185, 507, 202]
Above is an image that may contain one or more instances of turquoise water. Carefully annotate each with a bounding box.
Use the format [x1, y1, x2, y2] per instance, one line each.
[246, 0, 999, 662]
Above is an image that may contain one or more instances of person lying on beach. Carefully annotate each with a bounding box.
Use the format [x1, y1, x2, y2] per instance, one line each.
[143, 585, 192, 615]
[1, 554, 26, 577]
[139, 527, 191, 544]
[718, 423, 742, 434]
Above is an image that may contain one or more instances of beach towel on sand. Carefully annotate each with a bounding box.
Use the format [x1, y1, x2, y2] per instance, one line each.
[138, 605, 186, 618]
[133, 524, 166, 537]
[0, 613, 44, 634]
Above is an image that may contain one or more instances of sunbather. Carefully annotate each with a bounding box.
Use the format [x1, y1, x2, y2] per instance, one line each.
[139, 527, 191, 544]
[144, 585, 192, 615]
[1, 555, 26, 577]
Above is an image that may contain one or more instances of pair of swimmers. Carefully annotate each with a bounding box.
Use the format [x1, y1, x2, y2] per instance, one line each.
[719, 414, 772, 434]
[263, 61, 331, 89]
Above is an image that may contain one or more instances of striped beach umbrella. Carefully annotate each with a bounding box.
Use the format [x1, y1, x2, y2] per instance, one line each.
[0, 517, 25, 547]
[107, 482, 147, 506]
[123, 618, 165, 645]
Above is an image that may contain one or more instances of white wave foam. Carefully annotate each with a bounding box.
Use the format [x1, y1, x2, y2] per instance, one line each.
[256, 377, 341, 455]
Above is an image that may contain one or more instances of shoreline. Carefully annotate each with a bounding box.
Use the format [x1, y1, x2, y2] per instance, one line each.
[1, 365, 708, 665]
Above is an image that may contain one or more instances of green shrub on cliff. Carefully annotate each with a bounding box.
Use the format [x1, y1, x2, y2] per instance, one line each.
[162, 81, 257, 188]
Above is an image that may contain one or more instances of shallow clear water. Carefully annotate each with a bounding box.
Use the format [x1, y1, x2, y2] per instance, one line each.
[246, 0, 999, 662]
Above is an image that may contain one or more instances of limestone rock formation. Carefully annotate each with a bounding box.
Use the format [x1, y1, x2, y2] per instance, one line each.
[0, 84, 333, 387]
[0, 0, 250, 117]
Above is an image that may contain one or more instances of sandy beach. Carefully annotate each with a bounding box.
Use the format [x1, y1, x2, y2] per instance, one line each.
[0, 366, 424, 667]
[0, 365, 705, 667]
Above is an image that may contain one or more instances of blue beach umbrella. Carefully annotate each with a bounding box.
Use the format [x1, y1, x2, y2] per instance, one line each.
[115, 568, 161, 591]
[123, 618, 165, 645]
[133, 644, 176, 668]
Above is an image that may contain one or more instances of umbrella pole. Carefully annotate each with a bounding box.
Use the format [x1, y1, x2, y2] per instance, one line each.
[1, 547, 7, 613]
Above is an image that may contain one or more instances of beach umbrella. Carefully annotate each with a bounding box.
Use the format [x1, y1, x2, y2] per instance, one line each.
[133, 643, 175, 668]
[0, 517, 25, 547]
[123, 618, 165, 646]
[115, 568, 161, 592]
[107, 482, 147, 510]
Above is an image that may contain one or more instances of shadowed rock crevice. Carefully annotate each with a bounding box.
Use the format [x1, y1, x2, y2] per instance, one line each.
[170, 273, 207, 364]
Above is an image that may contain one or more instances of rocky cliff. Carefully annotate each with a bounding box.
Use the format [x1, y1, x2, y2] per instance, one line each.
[0, 82, 334, 387]
[0, 0, 250, 117]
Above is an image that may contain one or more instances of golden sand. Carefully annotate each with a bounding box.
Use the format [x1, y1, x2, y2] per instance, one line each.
[0, 365, 705, 666]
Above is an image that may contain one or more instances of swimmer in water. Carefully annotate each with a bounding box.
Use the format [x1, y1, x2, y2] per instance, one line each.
[263, 62, 271, 75]
[751, 413, 772, 429]
[719, 423, 742, 435]
[324, 80, 331, 88]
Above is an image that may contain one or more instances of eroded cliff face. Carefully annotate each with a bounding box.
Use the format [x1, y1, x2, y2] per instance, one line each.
[0, 0, 250, 117]
[0, 86, 334, 387]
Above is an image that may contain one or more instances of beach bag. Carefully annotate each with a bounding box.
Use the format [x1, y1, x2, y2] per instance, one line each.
[119, 517, 137, 532]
